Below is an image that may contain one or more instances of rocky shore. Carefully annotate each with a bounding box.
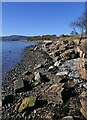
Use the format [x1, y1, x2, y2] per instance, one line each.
[2, 39, 87, 120]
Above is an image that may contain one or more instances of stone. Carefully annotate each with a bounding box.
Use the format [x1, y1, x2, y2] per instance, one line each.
[41, 111, 53, 120]
[60, 49, 75, 60]
[34, 72, 41, 82]
[18, 96, 36, 113]
[56, 71, 68, 76]
[53, 75, 63, 84]
[14, 79, 25, 93]
[34, 64, 43, 70]
[34, 46, 38, 51]
[44, 83, 64, 105]
[54, 61, 60, 67]
[80, 91, 87, 98]
[80, 99, 87, 119]
[62, 116, 74, 120]
[48, 66, 54, 71]
[83, 83, 87, 89]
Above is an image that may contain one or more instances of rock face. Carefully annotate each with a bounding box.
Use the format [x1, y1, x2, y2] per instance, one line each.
[2, 39, 87, 120]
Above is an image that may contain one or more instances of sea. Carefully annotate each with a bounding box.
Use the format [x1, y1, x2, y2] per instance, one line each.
[1, 41, 37, 73]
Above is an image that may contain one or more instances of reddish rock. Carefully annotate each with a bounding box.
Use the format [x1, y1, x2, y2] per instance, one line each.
[80, 99, 87, 119]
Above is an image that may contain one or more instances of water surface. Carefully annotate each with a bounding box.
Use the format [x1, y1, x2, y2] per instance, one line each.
[2, 41, 37, 73]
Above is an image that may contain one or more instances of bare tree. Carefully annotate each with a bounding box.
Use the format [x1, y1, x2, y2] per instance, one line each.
[70, 11, 87, 39]
[70, 22, 77, 35]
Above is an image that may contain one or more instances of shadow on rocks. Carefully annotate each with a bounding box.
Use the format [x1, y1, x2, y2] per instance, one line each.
[61, 87, 78, 103]
[23, 80, 34, 91]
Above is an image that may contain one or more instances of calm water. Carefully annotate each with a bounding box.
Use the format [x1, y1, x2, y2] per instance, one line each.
[1, 41, 37, 73]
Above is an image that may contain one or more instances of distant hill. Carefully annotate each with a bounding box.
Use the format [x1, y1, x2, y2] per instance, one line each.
[0, 35, 28, 41]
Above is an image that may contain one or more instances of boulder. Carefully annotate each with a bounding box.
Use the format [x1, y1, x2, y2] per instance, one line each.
[18, 96, 36, 113]
[80, 99, 87, 119]
[14, 79, 25, 93]
[60, 49, 75, 60]
[44, 83, 64, 105]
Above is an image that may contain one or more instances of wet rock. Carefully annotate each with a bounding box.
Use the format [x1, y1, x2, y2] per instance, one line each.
[14, 79, 25, 93]
[62, 116, 74, 120]
[18, 96, 36, 113]
[80, 99, 87, 119]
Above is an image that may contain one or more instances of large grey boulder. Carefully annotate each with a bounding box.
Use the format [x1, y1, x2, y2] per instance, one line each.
[14, 80, 25, 93]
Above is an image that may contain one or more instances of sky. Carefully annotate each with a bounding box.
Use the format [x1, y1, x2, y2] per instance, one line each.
[2, 2, 85, 36]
